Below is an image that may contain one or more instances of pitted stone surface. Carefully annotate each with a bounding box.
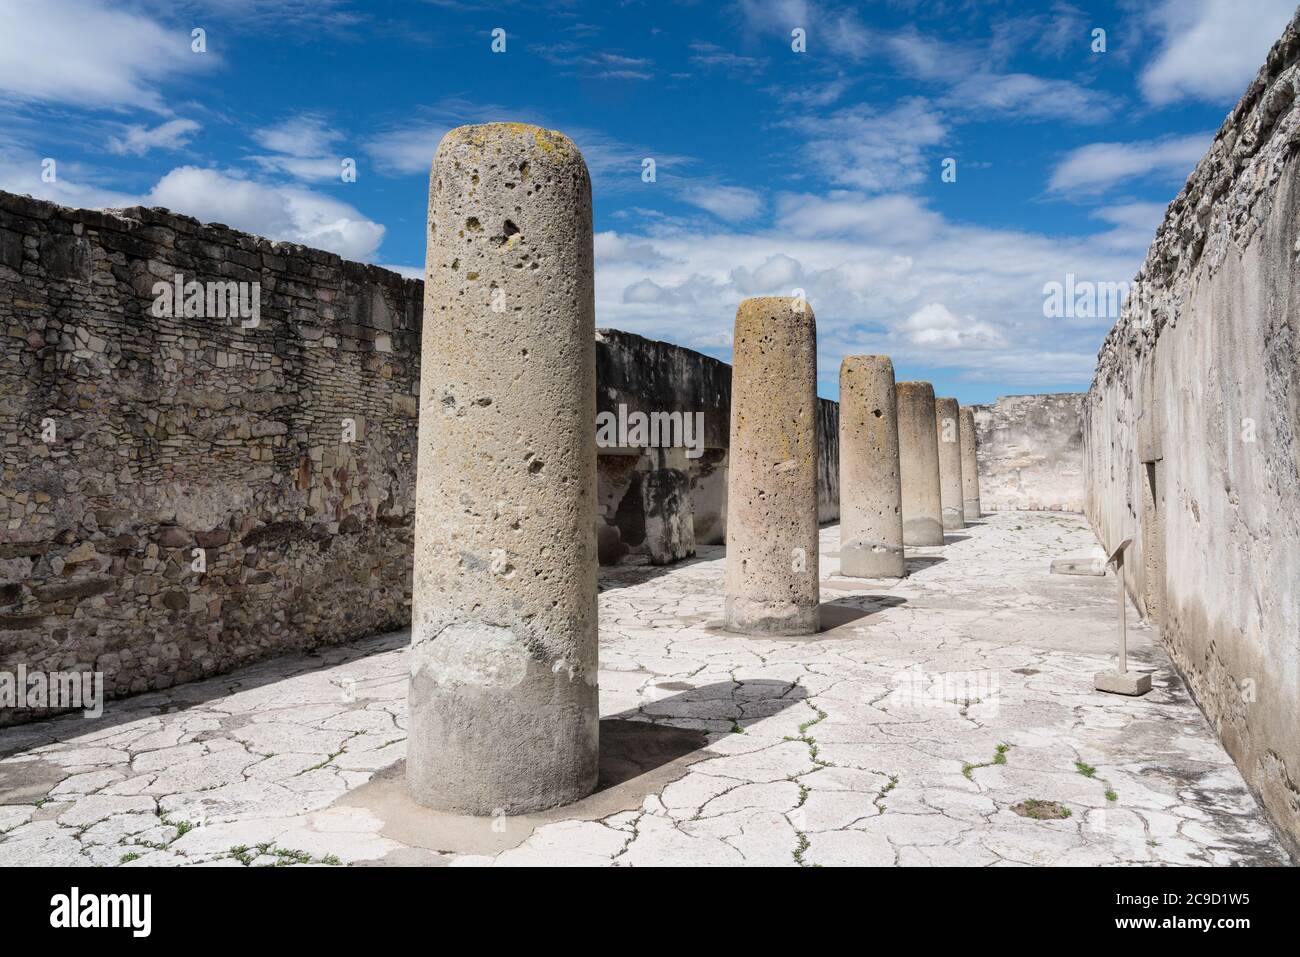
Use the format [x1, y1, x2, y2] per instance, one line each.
[897, 382, 943, 546]
[409, 123, 599, 813]
[0, 512, 1286, 867]
[723, 297, 820, 636]
[959, 407, 982, 522]
[838, 356, 904, 579]
[935, 397, 965, 532]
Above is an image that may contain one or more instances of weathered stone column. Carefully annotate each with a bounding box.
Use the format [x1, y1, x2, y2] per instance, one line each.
[724, 297, 820, 635]
[935, 396, 966, 531]
[959, 406, 981, 521]
[408, 123, 598, 814]
[897, 381, 943, 546]
[838, 356, 905, 578]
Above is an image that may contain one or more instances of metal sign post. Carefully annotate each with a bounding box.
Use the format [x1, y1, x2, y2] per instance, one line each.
[1094, 538, 1152, 696]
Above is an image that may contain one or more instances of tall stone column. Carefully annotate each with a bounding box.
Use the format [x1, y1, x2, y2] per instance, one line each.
[935, 396, 966, 531]
[897, 381, 944, 546]
[724, 297, 820, 635]
[408, 123, 598, 814]
[838, 356, 905, 578]
[959, 407, 982, 521]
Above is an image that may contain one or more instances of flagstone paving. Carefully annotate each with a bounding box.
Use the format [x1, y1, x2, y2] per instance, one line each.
[0, 511, 1289, 866]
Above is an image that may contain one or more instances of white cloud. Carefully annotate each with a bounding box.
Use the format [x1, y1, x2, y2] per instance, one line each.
[886, 30, 981, 80]
[900, 302, 1006, 349]
[0, 150, 386, 261]
[247, 115, 354, 182]
[1140, 0, 1296, 105]
[0, 147, 139, 209]
[734, 0, 871, 59]
[775, 192, 942, 244]
[0, 0, 209, 112]
[364, 124, 444, 176]
[147, 167, 384, 260]
[594, 232, 670, 266]
[886, 28, 1113, 122]
[362, 97, 508, 176]
[253, 114, 343, 157]
[950, 72, 1112, 122]
[679, 184, 763, 221]
[1089, 201, 1169, 251]
[1048, 132, 1213, 194]
[782, 99, 947, 192]
[594, 191, 1140, 386]
[1091, 201, 1167, 231]
[731, 253, 803, 294]
[252, 155, 352, 182]
[107, 119, 201, 156]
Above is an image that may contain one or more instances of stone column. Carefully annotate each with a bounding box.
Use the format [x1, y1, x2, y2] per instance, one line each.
[935, 396, 965, 531]
[959, 406, 982, 521]
[897, 381, 943, 546]
[724, 297, 820, 635]
[838, 356, 905, 578]
[408, 123, 598, 814]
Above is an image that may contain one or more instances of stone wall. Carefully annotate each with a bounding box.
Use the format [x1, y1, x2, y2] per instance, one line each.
[592, 327, 840, 564]
[970, 393, 1085, 512]
[816, 397, 840, 524]
[1083, 13, 1300, 856]
[0, 193, 423, 721]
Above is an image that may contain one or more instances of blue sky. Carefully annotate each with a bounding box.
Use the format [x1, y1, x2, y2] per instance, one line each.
[1, 0, 1295, 403]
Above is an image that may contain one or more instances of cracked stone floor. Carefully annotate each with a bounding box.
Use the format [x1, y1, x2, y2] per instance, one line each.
[0, 510, 1289, 867]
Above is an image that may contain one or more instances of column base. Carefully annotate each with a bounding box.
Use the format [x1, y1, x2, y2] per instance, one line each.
[840, 541, 906, 578]
[407, 628, 599, 815]
[963, 500, 981, 521]
[942, 508, 966, 530]
[903, 517, 944, 546]
[724, 596, 820, 636]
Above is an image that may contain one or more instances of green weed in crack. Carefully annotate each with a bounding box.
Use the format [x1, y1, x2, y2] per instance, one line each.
[792, 831, 814, 866]
[783, 699, 832, 769]
[962, 743, 1011, 781]
[226, 842, 342, 866]
[610, 811, 644, 861]
[300, 748, 347, 774]
[1074, 757, 1119, 803]
[229, 844, 254, 865]
[874, 775, 899, 814]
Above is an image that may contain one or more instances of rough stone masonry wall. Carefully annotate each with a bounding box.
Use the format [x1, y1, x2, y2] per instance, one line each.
[971, 393, 1084, 512]
[1083, 13, 1300, 856]
[0, 192, 422, 722]
[594, 327, 839, 564]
